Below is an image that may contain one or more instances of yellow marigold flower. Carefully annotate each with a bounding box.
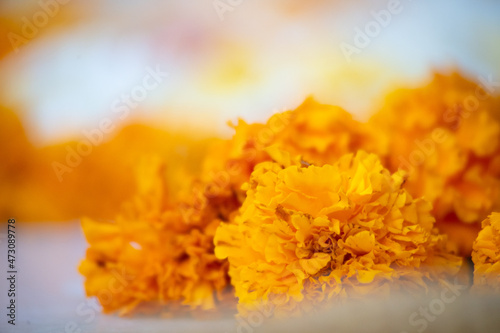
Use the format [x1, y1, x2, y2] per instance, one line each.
[214, 150, 462, 317]
[472, 212, 500, 292]
[370, 72, 500, 254]
[79, 157, 230, 315]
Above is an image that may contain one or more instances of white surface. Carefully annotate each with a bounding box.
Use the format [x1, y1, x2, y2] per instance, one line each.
[1, 221, 499, 333]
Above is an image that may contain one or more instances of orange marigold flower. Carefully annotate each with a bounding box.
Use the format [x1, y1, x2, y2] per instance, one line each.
[79, 157, 231, 315]
[370, 72, 500, 254]
[472, 212, 500, 292]
[214, 150, 462, 317]
[269, 97, 379, 166]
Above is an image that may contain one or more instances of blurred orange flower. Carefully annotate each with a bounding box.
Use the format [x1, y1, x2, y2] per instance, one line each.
[0, 106, 213, 222]
[472, 212, 500, 292]
[79, 157, 231, 315]
[201, 97, 378, 204]
[370, 73, 500, 254]
[269, 97, 379, 166]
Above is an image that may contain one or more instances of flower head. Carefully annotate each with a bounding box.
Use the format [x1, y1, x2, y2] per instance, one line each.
[215, 150, 462, 317]
[269, 97, 378, 166]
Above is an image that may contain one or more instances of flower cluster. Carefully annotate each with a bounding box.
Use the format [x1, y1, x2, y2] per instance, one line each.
[214, 150, 462, 316]
[74, 71, 499, 317]
[78, 97, 390, 316]
[472, 213, 500, 292]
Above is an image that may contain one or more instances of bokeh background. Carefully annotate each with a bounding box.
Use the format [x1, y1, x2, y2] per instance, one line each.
[1, 0, 500, 332]
[2, 0, 500, 144]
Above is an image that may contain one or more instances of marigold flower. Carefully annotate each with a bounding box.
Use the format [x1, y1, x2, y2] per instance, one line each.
[79, 157, 231, 315]
[269, 97, 379, 166]
[214, 150, 463, 317]
[370, 73, 500, 254]
[472, 212, 500, 292]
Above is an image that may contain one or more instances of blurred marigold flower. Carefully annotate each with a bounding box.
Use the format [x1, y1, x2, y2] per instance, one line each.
[370, 73, 500, 254]
[269, 97, 379, 166]
[200, 97, 377, 204]
[0, 108, 214, 222]
[472, 212, 500, 292]
[214, 150, 462, 317]
[79, 157, 231, 315]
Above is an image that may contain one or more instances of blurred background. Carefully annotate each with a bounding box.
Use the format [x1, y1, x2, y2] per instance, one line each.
[2, 0, 500, 144]
[1, 0, 500, 332]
